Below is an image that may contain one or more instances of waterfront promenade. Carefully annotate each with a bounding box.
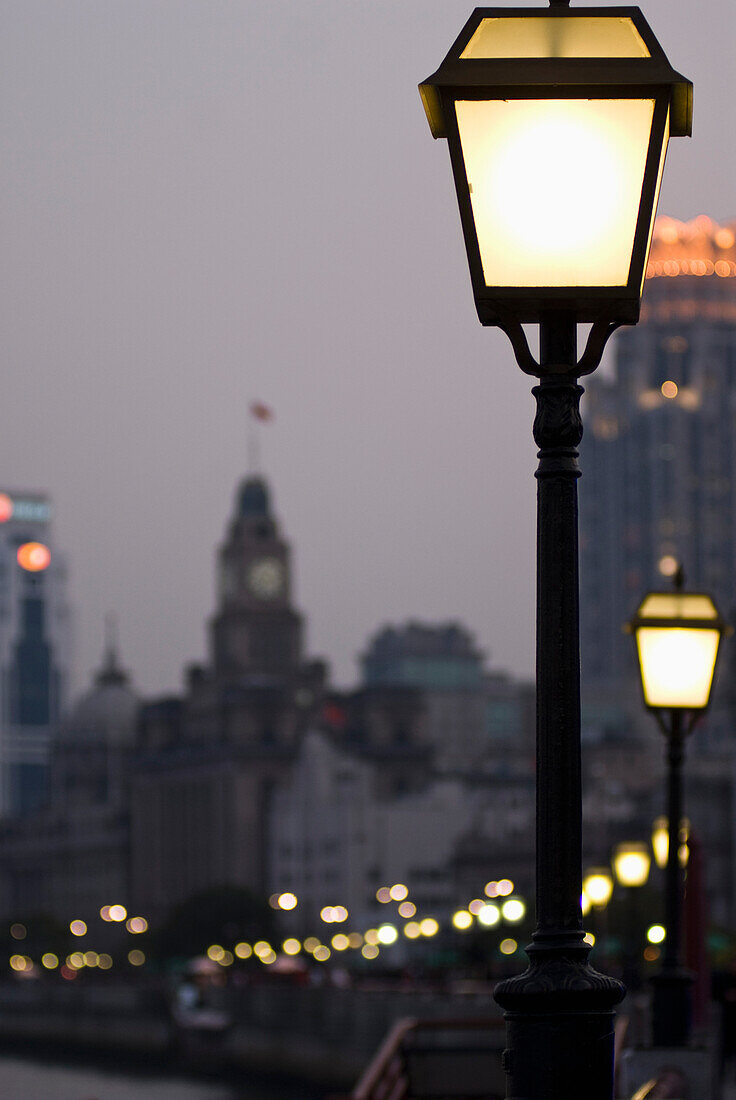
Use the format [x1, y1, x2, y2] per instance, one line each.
[1, 978, 734, 1098]
[0, 977, 502, 1093]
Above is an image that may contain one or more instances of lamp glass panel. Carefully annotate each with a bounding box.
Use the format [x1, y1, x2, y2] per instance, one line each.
[641, 110, 669, 294]
[455, 97, 656, 287]
[461, 16, 650, 60]
[636, 626, 720, 708]
[637, 593, 718, 620]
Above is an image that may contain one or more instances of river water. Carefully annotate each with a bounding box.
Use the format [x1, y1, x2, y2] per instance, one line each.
[0, 1054, 326, 1099]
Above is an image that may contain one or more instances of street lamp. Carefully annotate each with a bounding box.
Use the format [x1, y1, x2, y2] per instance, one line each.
[652, 815, 689, 872]
[419, 5, 691, 1098]
[613, 841, 651, 890]
[613, 841, 651, 993]
[628, 574, 729, 1046]
[583, 867, 614, 910]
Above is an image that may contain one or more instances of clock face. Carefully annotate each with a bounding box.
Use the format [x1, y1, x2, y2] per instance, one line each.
[247, 557, 284, 600]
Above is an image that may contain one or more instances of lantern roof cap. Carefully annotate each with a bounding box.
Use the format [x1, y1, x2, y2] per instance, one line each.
[420, 7, 692, 140]
[627, 590, 730, 633]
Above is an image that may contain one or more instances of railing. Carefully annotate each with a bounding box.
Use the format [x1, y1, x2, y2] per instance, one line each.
[629, 1069, 688, 1099]
[351, 1017, 507, 1100]
[352, 1017, 416, 1100]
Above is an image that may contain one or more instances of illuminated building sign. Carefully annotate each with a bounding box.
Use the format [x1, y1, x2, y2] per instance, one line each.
[0, 494, 51, 524]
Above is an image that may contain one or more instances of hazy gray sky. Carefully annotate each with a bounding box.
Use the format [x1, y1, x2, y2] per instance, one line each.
[1, 0, 734, 698]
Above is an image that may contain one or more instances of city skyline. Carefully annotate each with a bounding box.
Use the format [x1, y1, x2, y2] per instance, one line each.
[1, 0, 734, 697]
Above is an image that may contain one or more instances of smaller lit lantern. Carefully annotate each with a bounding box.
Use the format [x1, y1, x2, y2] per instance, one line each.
[613, 841, 650, 888]
[628, 590, 728, 711]
[583, 867, 614, 909]
[652, 815, 690, 870]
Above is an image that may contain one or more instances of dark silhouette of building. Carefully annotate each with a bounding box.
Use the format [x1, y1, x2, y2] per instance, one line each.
[0, 637, 139, 919]
[131, 476, 327, 921]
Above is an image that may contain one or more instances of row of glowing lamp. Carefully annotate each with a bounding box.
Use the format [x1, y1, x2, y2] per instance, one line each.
[580, 821, 689, 961]
[9, 906, 147, 943]
[258, 880, 528, 962]
[6, 883, 528, 975]
[10, 948, 147, 977]
[7, 905, 150, 978]
[582, 817, 689, 914]
[203, 908, 526, 967]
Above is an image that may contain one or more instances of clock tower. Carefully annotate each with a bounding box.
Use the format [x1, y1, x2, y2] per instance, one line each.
[210, 477, 302, 676]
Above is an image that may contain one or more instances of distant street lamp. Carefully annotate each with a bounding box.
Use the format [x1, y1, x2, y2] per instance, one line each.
[420, 2, 691, 1096]
[651, 816, 669, 871]
[613, 841, 651, 890]
[583, 867, 614, 910]
[651, 815, 689, 872]
[628, 571, 729, 1046]
[613, 841, 651, 992]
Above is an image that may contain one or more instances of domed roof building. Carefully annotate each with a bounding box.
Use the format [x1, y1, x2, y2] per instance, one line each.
[0, 633, 141, 923]
[53, 638, 139, 815]
[59, 645, 139, 749]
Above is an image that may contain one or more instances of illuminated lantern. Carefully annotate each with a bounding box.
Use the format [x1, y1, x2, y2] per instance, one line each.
[629, 591, 727, 710]
[419, 7, 691, 341]
[583, 867, 614, 909]
[613, 841, 650, 888]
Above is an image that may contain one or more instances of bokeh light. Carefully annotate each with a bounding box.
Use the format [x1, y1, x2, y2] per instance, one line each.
[17, 542, 51, 572]
[501, 899, 526, 923]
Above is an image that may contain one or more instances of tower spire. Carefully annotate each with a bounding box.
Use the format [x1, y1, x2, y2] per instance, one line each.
[97, 613, 126, 686]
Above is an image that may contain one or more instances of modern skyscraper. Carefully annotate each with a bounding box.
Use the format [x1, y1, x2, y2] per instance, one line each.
[579, 218, 736, 928]
[579, 215, 736, 716]
[0, 490, 70, 815]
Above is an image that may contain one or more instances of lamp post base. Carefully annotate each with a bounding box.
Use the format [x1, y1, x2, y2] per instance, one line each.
[495, 942, 625, 1100]
[651, 968, 693, 1048]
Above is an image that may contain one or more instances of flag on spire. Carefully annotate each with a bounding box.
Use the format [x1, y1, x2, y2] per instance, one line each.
[250, 402, 274, 422]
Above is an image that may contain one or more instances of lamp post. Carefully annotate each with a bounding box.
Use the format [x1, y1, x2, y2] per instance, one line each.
[419, 4, 691, 1097]
[612, 841, 651, 993]
[628, 572, 729, 1047]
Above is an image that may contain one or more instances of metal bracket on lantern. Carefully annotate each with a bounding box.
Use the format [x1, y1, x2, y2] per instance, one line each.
[495, 314, 624, 378]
